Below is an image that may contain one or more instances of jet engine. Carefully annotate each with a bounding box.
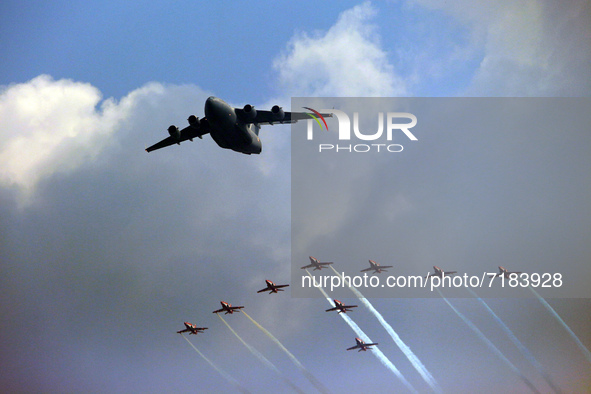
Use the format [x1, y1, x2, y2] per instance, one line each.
[188, 115, 200, 126]
[271, 105, 285, 121]
[168, 125, 181, 140]
[242, 104, 257, 119]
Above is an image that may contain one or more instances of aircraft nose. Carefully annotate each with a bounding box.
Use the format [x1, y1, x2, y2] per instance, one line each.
[204, 96, 234, 124]
[204, 96, 216, 116]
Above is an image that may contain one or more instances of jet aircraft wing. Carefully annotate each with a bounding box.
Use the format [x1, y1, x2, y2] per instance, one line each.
[236, 108, 333, 126]
[146, 122, 210, 152]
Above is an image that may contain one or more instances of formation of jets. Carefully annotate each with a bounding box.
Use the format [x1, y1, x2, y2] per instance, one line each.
[301, 256, 334, 271]
[179, 259, 523, 356]
[360, 259, 392, 274]
[177, 322, 208, 335]
[257, 279, 289, 294]
[212, 301, 245, 315]
[146, 96, 332, 155]
[325, 299, 358, 314]
[347, 337, 379, 352]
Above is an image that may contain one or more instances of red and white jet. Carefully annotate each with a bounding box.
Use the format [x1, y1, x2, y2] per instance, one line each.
[301, 256, 334, 271]
[347, 337, 379, 352]
[257, 279, 289, 294]
[212, 301, 244, 315]
[326, 299, 358, 314]
[177, 322, 208, 335]
[360, 259, 393, 274]
[490, 266, 522, 279]
[425, 266, 457, 279]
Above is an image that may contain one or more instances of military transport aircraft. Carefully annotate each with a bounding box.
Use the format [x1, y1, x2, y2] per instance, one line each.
[301, 256, 334, 271]
[212, 301, 244, 315]
[360, 259, 393, 274]
[347, 338, 379, 352]
[146, 96, 332, 154]
[425, 266, 457, 279]
[326, 299, 358, 314]
[257, 280, 289, 294]
[177, 322, 208, 335]
[489, 266, 522, 279]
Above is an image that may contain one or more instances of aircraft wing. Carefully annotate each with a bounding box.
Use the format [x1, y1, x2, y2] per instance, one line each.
[301, 264, 314, 269]
[146, 123, 210, 152]
[275, 284, 289, 289]
[381, 265, 393, 269]
[444, 271, 458, 275]
[236, 108, 333, 126]
[212, 308, 225, 314]
[256, 288, 269, 293]
[360, 267, 374, 272]
[325, 307, 338, 312]
[346, 345, 359, 351]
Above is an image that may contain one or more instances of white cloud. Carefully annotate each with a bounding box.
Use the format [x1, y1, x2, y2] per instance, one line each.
[411, 0, 591, 95]
[0, 76, 213, 204]
[0, 75, 128, 199]
[273, 2, 406, 97]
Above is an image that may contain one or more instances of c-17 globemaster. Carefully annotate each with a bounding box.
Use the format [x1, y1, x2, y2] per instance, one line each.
[146, 96, 332, 155]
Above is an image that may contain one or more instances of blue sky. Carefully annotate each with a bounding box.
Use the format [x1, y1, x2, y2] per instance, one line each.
[1, 1, 590, 392]
[0, 0, 488, 100]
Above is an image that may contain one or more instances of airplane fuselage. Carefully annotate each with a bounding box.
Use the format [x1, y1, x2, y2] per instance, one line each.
[204, 97, 262, 154]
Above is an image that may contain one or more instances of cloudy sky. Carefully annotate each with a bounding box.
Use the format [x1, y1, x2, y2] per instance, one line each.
[1, 1, 590, 393]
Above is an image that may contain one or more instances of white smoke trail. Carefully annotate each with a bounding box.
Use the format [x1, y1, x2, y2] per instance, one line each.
[181, 333, 251, 394]
[306, 270, 417, 393]
[529, 286, 591, 364]
[217, 314, 305, 394]
[329, 266, 441, 393]
[241, 310, 330, 394]
[436, 289, 541, 394]
[467, 288, 561, 393]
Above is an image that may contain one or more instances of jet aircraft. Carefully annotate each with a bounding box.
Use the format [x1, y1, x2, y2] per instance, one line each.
[257, 279, 289, 294]
[146, 96, 332, 155]
[425, 266, 457, 279]
[212, 301, 244, 315]
[347, 338, 379, 352]
[360, 259, 392, 274]
[177, 322, 208, 335]
[326, 299, 358, 314]
[489, 266, 522, 279]
[301, 256, 334, 271]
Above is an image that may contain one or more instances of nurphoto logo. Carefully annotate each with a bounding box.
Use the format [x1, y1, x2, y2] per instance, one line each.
[304, 108, 418, 153]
